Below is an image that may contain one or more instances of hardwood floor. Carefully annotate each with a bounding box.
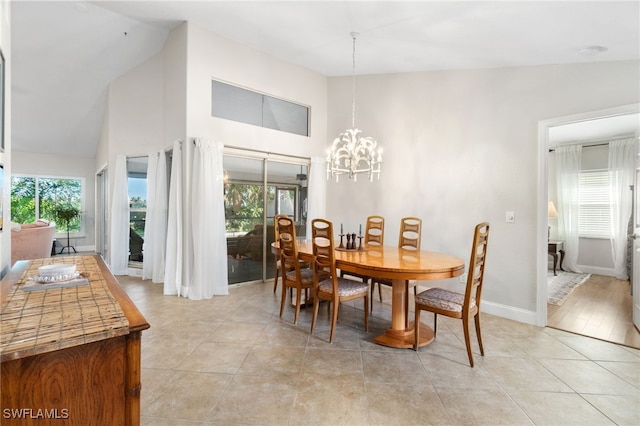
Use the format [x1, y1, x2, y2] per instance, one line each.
[548, 274, 640, 349]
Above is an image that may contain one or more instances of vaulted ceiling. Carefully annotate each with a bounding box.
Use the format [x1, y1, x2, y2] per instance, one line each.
[10, 1, 640, 158]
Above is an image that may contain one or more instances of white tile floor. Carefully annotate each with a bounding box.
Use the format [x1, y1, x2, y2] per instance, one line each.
[118, 276, 640, 425]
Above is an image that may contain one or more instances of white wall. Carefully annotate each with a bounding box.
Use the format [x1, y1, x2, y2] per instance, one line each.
[108, 53, 165, 158]
[11, 152, 96, 252]
[326, 60, 640, 322]
[162, 23, 188, 148]
[185, 22, 327, 159]
[105, 21, 327, 176]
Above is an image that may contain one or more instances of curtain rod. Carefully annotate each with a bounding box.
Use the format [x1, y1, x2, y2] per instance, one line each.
[223, 144, 310, 164]
[548, 134, 636, 152]
[548, 142, 608, 153]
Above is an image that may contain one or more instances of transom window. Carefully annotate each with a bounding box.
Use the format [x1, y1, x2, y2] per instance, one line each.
[212, 80, 310, 136]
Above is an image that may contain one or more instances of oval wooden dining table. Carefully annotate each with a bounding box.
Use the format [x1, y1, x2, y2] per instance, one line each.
[274, 241, 465, 349]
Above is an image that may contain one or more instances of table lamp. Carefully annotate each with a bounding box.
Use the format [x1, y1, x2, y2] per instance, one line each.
[548, 201, 558, 240]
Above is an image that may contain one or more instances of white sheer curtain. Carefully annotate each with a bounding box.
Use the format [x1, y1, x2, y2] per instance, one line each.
[306, 156, 327, 237]
[189, 138, 228, 299]
[608, 138, 635, 279]
[143, 151, 168, 283]
[109, 154, 129, 275]
[555, 145, 582, 272]
[164, 140, 183, 295]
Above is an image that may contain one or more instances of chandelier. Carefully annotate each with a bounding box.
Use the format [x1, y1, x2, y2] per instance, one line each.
[326, 33, 382, 182]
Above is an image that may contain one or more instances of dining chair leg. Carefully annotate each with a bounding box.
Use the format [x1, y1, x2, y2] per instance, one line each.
[462, 316, 474, 367]
[433, 313, 438, 336]
[329, 300, 339, 343]
[474, 313, 484, 356]
[279, 284, 287, 319]
[414, 307, 421, 351]
[370, 284, 376, 313]
[273, 265, 279, 293]
[294, 288, 302, 324]
[364, 295, 369, 331]
[404, 280, 410, 327]
[310, 296, 320, 334]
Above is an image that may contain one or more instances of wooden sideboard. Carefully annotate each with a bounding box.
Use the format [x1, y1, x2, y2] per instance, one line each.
[1, 256, 150, 425]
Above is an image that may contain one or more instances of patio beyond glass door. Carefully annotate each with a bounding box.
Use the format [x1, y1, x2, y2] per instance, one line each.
[224, 155, 308, 285]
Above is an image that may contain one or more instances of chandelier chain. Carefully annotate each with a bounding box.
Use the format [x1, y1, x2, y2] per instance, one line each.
[351, 33, 357, 130]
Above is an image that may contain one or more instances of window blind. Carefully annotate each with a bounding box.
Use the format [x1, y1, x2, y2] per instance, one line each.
[578, 170, 612, 238]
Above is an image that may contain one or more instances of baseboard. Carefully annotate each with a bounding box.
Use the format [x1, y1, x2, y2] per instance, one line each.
[481, 300, 538, 326]
[128, 267, 143, 277]
[575, 265, 616, 276]
[75, 245, 96, 253]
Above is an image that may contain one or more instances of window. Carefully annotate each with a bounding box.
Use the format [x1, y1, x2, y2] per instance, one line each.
[11, 176, 83, 234]
[578, 169, 612, 238]
[211, 80, 310, 136]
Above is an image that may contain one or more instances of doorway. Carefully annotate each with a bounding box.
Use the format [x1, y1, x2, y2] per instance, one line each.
[537, 103, 640, 346]
[127, 157, 149, 265]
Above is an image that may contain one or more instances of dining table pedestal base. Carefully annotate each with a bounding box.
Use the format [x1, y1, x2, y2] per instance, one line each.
[374, 322, 434, 349]
[372, 278, 437, 349]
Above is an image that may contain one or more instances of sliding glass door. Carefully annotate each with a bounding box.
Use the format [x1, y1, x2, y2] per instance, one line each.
[224, 154, 308, 284]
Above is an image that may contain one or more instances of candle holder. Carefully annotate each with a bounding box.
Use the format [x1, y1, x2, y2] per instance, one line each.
[336, 231, 369, 252]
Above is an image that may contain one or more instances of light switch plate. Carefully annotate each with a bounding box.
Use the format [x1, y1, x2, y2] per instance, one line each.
[506, 211, 515, 223]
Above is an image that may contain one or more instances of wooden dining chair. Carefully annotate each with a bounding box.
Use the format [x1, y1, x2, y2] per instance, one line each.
[371, 216, 421, 317]
[272, 213, 288, 294]
[310, 218, 370, 343]
[413, 222, 490, 367]
[278, 216, 314, 324]
[341, 215, 385, 291]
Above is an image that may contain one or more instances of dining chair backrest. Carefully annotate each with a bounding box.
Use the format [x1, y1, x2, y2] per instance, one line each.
[398, 217, 422, 250]
[273, 214, 296, 241]
[274, 213, 288, 244]
[277, 216, 298, 272]
[311, 218, 335, 286]
[272, 214, 289, 293]
[463, 222, 490, 312]
[365, 215, 384, 246]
